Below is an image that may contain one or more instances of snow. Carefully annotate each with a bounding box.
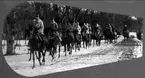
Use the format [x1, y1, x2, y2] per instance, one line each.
[2, 36, 143, 77]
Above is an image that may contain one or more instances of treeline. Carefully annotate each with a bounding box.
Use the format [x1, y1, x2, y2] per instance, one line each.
[3, 1, 143, 40]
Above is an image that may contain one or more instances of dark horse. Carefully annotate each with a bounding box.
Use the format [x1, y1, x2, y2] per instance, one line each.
[81, 25, 91, 49]
[28, 29, 47, 69]
[91, 25, 103, 46]
[137, 31, 142, 40]
[123, 29, 129, 40]
[103, 25, 115, 44]
[73, 28, 82, 52]
[60, 22, 75, 56]
[43, 28, 61, 61]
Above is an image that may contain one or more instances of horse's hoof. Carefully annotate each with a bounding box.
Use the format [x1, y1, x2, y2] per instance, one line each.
[42, 60, 45, 63]
[32, 66, 35, 69]
[69, 52, 72, 55]
[40, 63, 42, 66]
[28, 59, 31, 61]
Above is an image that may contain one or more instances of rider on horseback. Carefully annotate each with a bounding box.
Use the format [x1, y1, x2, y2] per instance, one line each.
[82, 22, 91, 40]
[84, 22, 89, 34]
[108, 24, 113, 32]
[73, 22, 81, 35]
[122, 25, 129, 39]
[49, 19, 62, 41]
[32, 15, 45, 44]
[95, 23, 101, 32]
[123, 25, 128, 32]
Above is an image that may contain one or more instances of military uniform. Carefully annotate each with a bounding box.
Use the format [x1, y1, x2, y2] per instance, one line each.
[73, 22, 81, 35]
[33, 19, 44, 34]
[33, 17, 45, 42]
[84, 23, 89, 34]
[94, 23, 101, 34]
[123, 25, 128, 32]
[50, 20, 62, 41]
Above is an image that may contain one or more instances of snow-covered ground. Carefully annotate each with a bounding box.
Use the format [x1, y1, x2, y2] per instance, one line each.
[2, 35, 143, 77]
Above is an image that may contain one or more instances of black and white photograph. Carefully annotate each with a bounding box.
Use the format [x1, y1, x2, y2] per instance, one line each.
[1, 1, 144, 77]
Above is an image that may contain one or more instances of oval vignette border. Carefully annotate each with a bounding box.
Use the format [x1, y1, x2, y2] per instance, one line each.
[0, 1, 145, 78]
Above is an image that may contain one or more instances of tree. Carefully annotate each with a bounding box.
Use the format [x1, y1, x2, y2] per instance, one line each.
[4, 1, 35, 55]
[5, 15, 16, 55]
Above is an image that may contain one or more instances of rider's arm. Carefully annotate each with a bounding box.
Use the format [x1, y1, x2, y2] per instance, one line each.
[40, 20, 44, 33]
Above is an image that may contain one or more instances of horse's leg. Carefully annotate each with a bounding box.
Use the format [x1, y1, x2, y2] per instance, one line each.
[79, 40, 81, 49]
[109, 39, 111, 44]
[75, 43, 77, 52]
[78, 42, 80, 51]
[63, 44, 66, 52]
[28, 50, 32, 61]
[68, 44, 72, 55]
[42, 50, 46, 64]
[49, 48, 52, 55]
[25, 39, 27, 45]
[94, 40, 96, 46]
[86, 41, 87, 49]
[64, 45, 67, 56]
[115, 38, 117, 43]
[96, 39, 98, 46]
[92, 40, 94, 47]
[107, 39, 109, 44]
[104, 38, 106, 43]
[77, 43, 79, 51]
[76, 43, 78, 52]
[98, 40, 100, 46]
[35, 51, 40, 62]
[72, 42, 74, 49]
[37, 51, 42, 66]
[58, 44, 61, 58]
[54, 46, 57, 58]
[35, 51, 38, 58]
[18, 40, 20, 50]
[67, 44, 69, 55]
[83, 41, 85, 48]
[111, 39, 113, 44]
[70, 43, 73, 54]
[51, 47, 56, 61]
[32, 50, 35, 69]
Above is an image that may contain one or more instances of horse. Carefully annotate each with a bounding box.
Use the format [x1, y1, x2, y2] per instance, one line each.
[91, 25, 103, 46]
[60, 22, 75, 56]
[73, 28, 82, 52]
[28, 29, 47, 69]
[81, 24, 91, 49]
[43, 28, 61, 61]
[103, 25, 115, 44]
[137, 31, 142, 40]
[123, 29, 129, 40]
